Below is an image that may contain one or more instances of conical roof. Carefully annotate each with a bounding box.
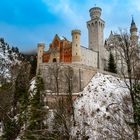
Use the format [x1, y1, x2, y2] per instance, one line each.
[130, 16, 137, 31]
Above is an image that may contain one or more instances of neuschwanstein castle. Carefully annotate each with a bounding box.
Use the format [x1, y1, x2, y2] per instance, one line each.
[37, 6, 139, 73]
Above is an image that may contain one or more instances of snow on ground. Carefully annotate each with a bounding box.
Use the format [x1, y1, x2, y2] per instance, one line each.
[30, 78, 36, 92]
[72, 73, 132, 140]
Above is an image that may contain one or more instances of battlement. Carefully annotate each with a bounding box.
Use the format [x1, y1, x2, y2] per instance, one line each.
[89, 7, 102, 19]
[71, 29, 81, 35]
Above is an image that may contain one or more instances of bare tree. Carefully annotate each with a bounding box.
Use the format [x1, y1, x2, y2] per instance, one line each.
[99, 95, 134, 140]
[47, 63, 61, 95]
[107, 29, 140, 139]
[65, 66, 76, 126]
[45, 64, 76, 140]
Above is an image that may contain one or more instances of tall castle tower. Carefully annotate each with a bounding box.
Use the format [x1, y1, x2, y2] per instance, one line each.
[87, 7, 105, 69]
[130, 17, 138, 44]
[71, 29, 81, 62]
[37, 43, 45, 72]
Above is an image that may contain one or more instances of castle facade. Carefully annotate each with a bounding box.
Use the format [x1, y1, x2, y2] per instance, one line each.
[37, 6, 139, 73]
[37, 7, 105, 71]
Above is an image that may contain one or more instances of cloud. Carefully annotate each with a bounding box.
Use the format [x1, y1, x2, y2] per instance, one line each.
[42, 0, 85, 26]
[42, 0, 74, 14]
[132, 0, 140, 12]
[41, 0, 89, 47]
[0, 0, 140, 51]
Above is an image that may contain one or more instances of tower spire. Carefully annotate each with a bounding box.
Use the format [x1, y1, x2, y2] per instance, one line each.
[131, 15, 135, 26]
[130, 16, 137, 32]
[130, 16, 138, 44]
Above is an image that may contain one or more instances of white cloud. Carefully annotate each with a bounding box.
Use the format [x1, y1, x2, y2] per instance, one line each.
[42, 0, 88, 46]
[132, 0, 140, 12]
[43, 0, 71, 13]
[42, 0, 87, 27]
[42, 0, 78, 21]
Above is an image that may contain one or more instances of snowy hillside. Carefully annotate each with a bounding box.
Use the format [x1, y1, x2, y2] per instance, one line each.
[72, 73, 133, 140]
[0, 38, 23, 83]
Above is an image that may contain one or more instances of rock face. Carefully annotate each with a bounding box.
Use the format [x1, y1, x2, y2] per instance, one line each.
[71, 73, 133, 140]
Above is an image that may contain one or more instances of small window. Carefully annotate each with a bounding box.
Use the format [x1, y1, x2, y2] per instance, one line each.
[76, 36, 77, 39]
[76, 53, 77, 55]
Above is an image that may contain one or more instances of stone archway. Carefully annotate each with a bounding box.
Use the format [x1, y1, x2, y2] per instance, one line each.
[53, 58, 57, 62]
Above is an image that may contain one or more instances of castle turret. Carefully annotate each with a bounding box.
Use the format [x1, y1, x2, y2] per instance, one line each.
[37, 43, 45, 72]
[71, 29, 81, 62]
[130, 17, 138, 44]
[87, 6, 105, 69]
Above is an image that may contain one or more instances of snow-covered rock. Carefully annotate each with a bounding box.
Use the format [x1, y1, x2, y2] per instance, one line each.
[72, 73, 133, 140]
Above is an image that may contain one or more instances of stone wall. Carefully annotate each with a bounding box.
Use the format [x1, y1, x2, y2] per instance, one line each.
[39, 63, 97, 94]
[81, 47, 98, 68]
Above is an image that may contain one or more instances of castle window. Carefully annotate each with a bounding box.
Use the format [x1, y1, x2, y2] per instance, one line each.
[76, 44, 77, 47]
[76, 36, 77, 39]
[76, 53, 77, 55]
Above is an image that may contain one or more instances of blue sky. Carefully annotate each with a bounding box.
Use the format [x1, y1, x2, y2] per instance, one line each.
[0, 0, 140, 52]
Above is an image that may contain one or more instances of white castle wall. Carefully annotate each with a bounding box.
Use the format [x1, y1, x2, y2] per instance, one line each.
[72, 30, 81, 62]
[81, 47, 98, 68]
[87, 7, 105, 70]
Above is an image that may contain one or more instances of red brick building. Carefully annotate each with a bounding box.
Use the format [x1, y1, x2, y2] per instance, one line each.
[43, 34, 72, 63]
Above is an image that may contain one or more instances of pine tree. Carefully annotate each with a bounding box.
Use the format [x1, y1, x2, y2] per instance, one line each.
[2, 118, 18, 140]
[108, 52, 117, 73]
[2, 62, 31, 140]
[30, 56, 37, 78]
[24, 74, 47, 139]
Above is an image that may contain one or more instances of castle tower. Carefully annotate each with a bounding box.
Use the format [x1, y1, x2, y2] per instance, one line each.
[87, 7, 105, 69]
[130, 17, 138, 44]
[37, 43, 45, 72]
[71, 29, 81, 62]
